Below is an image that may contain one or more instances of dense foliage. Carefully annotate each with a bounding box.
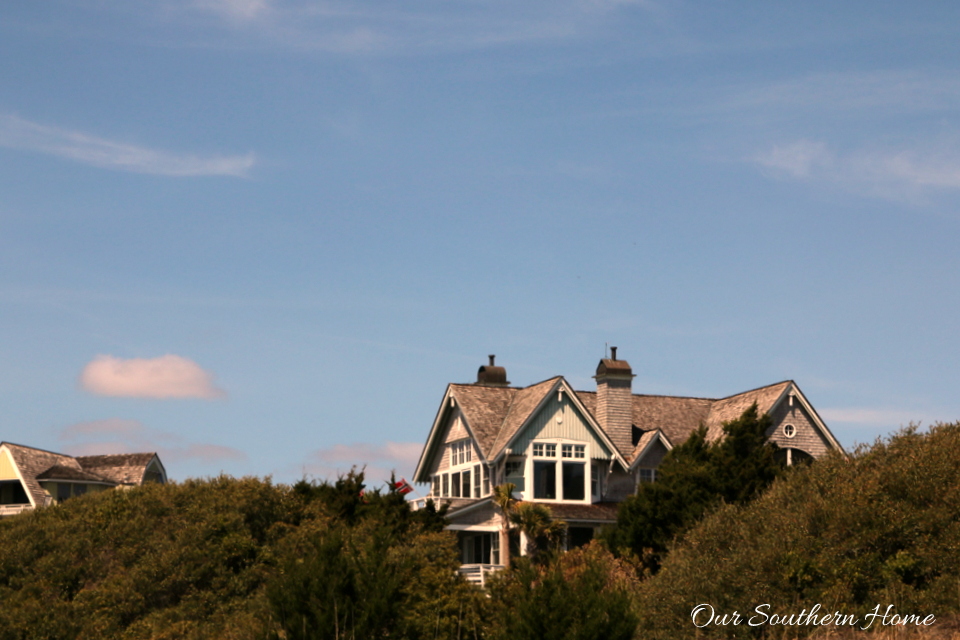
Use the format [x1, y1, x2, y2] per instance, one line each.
[604, 403, 783, 569]
[486, 543, 639, 640]
[634, 423, 960, 639]
[3, 420, 960, 639]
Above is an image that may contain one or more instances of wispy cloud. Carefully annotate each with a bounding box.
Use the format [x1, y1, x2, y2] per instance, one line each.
[122, 0, 661, 54]
[0, 114, 254, 177]
[727, 70, 960, 115]
[79, 354, 227, 400]
[58, 418, 248, 468]
[300, 441, 422, 486]
[754, 139, 960, 201]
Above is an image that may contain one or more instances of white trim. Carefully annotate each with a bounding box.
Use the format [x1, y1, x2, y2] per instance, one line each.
[499, 378, 628, 470]
[0, 444, 36, 508]
[770, 383, 845, 454]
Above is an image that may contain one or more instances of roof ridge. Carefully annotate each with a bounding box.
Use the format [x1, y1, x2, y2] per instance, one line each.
[714, 380, 793, 401]
[1, 441, 76, 458]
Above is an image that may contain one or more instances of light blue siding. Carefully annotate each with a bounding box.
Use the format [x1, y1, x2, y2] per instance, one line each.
[509, 392, 612, 459]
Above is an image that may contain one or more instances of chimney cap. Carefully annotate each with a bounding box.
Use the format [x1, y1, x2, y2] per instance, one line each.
[477, 355, 509, 386]
[595, 347, 633, 378]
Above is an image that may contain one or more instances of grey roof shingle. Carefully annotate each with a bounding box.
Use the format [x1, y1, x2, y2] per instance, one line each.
[76, 453, 157, 485]
[1, 443, 161, 507]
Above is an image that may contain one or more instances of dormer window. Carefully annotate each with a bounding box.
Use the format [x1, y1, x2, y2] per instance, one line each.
[449, 439, 473, 466]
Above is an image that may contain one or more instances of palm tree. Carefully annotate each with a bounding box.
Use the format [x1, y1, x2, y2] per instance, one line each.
[509, 501, 567, 563]
[493, 483, 517, 568]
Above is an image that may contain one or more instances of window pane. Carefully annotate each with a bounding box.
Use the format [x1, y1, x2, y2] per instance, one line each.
[562, 462, 585, 500]
[462, 470, 471, 497]
[432, 476, 440, 496]
[574, 445, 585, 459]
[473, 465, 481, 497]
[533, 443, 544, 457]
[545, 444, 556, 457]
[534, 461, 556, 499]
[442, 474, 449, 497]
[452, 472, 461, 497]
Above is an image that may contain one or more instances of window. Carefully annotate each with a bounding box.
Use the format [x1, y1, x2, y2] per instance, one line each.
[783, 423, 796, 438]
[533, 442, 557, 457]
[491, 532, 500, 565]
[505, 460, 524, 477]
[562, 462, 585, 500]
[461, 470, 471, 498]
[449, 439, 473, 466]
[534, 461, 557, 499]
[639, 468, 656, 483]
[442, 474, 449, 497]
[482, 465, 490, 496]
[473, 465, 481, 498]
[57, 483, 71, 503]
[432, 476, 440, 496]
[591, 465, 602, 500]
[74, 484, 87, 496]
[561, 444, 585, 458]
[451, 472, 461, 497]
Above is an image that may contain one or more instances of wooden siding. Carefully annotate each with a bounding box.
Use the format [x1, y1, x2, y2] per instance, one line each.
[0, 450, 17, 481]
[510, 393, 612, 458]
[767, 399, 832, 458]
[635, 438, 669, 468]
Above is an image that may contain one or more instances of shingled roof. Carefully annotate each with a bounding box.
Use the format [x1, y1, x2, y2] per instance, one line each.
[1, 443, 163, 508]
[423, 376, 801, 476]
[76, 453, 159, 485]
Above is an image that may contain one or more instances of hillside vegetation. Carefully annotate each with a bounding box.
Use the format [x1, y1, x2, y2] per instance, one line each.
[635, 423, 960, 639]
[2, 422, 960, 639]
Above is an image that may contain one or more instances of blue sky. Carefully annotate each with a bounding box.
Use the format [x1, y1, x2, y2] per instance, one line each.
[2, 1, 960, 485]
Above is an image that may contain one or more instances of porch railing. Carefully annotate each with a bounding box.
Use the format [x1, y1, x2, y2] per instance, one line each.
[458, 563, 503, 588]
[0, 504, 32, 517]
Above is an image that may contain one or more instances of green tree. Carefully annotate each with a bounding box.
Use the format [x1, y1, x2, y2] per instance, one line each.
[604, 403, 782, 570]
[509, 501, 566, 563]
[487, 543, 638, 640]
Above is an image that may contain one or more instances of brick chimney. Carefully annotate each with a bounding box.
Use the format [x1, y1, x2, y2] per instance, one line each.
[594, 347, 634, 454]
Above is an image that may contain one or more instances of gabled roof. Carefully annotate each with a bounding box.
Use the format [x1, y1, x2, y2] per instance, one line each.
[0, 442, 163, 506]
[417, 375, 837, 482]
[35, 464, 114, 484]
[2, 443, 85, 507]
[703, 381, 792, 443]
[487, 377, 559, 457]
[76, 453, 161, 485]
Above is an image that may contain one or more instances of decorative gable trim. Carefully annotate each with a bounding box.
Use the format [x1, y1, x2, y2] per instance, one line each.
[413, 386, 489, 484]
[500, 378, 628, 470]
[0, 444, 36, 508]
[771, 383, 844, 453]
[414, 385, 457, 484]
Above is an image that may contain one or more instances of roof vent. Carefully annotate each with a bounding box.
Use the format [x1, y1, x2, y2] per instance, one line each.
[476, 355, 509, 387]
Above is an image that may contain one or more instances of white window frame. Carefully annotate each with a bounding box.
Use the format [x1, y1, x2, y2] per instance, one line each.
[528, 440, 590, 503]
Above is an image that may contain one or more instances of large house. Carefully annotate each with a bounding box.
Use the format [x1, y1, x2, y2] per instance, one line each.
[412, 350, 843, 584]
[0, 442, 166, 517]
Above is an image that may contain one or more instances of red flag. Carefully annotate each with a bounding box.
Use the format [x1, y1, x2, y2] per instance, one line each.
[394, 478, 413, 495]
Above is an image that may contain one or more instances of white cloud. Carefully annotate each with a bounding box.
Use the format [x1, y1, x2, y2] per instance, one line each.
[301, 441, 422, 486]
[79, 354, 226, 400]
[0, 114, 254, 177]
[754, 139, 960, 200]
[58, 418, 248, 468]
